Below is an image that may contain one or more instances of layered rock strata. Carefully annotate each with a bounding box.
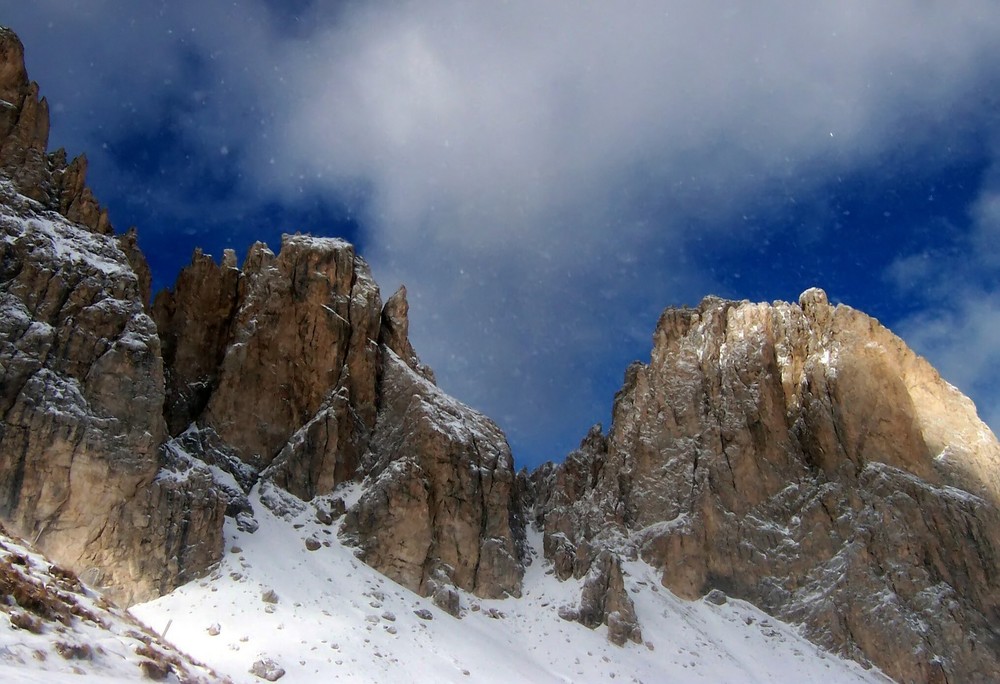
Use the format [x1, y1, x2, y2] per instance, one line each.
[532, 289, 1000, 683]
[0, 181, 225, 606]
[342, 349, 525, 608]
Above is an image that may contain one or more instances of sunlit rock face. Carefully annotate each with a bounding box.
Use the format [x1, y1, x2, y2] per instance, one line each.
[0, 29, 226, 606]
[533, 288, 1000, 683]
[154, 234, 383, 498]
[0, 180, 226, 606]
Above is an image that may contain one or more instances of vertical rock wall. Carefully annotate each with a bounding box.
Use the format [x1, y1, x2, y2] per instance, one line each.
[0, 184, 225, 606]
[0, 30, 224, 605]
[343, 348, 525, 604]
[534, 289, 1000, 683]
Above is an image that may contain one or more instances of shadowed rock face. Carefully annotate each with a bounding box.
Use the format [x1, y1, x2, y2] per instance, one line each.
[533, 289, 1000, 683]
[343, 349, 525, 602]
[152, 248, 241, 436]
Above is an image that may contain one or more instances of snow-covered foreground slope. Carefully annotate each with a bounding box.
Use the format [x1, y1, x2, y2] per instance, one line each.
[132, 486, 891, 683]
[0, 527, 222, 683]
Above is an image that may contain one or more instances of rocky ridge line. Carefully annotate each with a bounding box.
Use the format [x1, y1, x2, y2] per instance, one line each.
[529, 288, 1000, 683]
[0, 27, 109, 236]
[0, 24, 526, 612]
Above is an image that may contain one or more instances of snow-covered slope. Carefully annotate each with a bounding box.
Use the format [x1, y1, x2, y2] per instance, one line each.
[0, 527, 223, 683]
[131, 485, 890, 683]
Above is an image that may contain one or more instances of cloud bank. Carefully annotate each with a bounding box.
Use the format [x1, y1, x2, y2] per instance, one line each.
[7, 1, 1000, 462]
[265, 1, 1000, 459]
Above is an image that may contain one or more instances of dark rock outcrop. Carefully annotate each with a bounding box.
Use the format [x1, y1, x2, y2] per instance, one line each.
[379, 285, 435, 382]
[534, 289, 1000, 683]
[152, 248, 240, 436]
[577, 550, 642, 646]
[154, 236, 529, 604]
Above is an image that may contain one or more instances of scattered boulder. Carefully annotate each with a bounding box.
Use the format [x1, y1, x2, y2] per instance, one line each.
[138, 659, 171, 681]
[576, 552, 642, 646]
[250, 657, 285, 681]
[557, 605, 579, 622]
[432, 583, 461, 618]
[704, 589, 728, 606]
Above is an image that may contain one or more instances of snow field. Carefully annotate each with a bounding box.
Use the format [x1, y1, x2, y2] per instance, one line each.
[132, 485, 890, 683]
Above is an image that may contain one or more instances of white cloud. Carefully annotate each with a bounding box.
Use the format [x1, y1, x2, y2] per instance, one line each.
[262, 1, 1000, 458]
[7, 1, 1000, 460]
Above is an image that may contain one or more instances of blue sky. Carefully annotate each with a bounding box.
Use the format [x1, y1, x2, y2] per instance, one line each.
[4, 1, 999, 468]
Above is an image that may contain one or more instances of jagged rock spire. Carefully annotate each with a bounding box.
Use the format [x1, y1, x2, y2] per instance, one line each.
[0, 26, 109, 233]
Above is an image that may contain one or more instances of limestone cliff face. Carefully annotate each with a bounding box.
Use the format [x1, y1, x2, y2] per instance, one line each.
[155, 235, 383, 499]
[0, 181, 225, 606]
[342, 349, 525, 608]
[154, 233, 528, 603]
[3, 27, 999, 684]
[534, 289, 1000, 683]
[0, 31, 225, 606]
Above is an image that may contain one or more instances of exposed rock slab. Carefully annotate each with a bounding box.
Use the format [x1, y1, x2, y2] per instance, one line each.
[534, 289, 1000, 682]
[343, 348, 525, 601]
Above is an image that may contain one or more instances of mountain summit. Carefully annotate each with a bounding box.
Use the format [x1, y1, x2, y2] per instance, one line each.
[1, 27, 998, 683]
